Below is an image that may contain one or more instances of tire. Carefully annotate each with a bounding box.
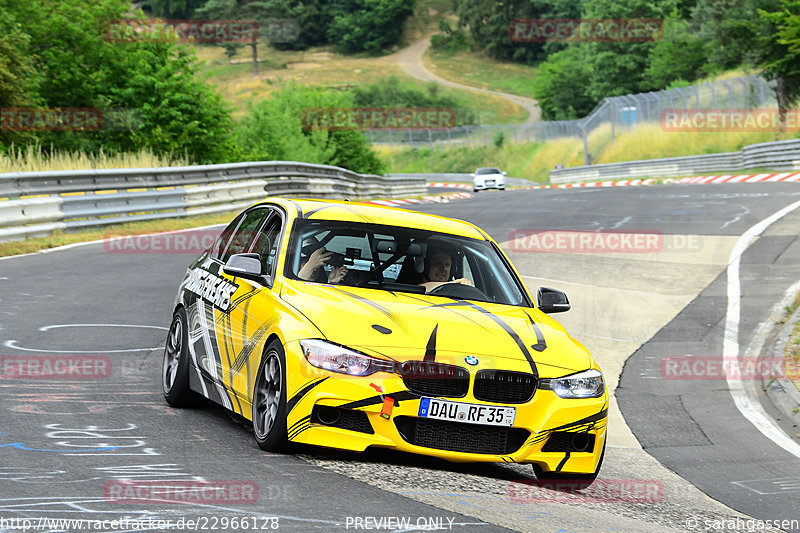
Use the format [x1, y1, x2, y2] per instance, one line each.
[162, 307, 203, 407]
[531, 436, 606, 487]
[252, 340, 289, 452]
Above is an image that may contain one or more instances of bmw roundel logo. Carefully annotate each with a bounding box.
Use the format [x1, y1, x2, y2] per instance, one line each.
[464, 355, 479, 366]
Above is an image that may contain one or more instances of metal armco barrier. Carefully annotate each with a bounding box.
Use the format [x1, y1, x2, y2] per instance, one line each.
[0, 161, 426, 243]
[550, 138, 800, 184]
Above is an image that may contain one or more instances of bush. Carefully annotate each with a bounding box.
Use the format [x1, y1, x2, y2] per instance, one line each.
[351, 76, 476, 125]
[234, 84, 384, 174]
[532, 47, 595, 120]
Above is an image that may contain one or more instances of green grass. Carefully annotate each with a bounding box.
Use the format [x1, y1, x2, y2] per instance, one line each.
[381, 120, 800, 181]
[425, 48, 538, 100]
[0, 211, 240, 258]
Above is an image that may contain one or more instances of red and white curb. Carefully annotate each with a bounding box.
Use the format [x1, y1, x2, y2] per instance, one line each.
[426, 172, 800, 191]
[427, 182, 472, 189]
[364, 191, 472, 208]
[531, 179, 657, 189]
[666, 172, 800, 184]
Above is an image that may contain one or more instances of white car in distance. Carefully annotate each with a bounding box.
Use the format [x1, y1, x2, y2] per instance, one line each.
[472, 167, 506, 192]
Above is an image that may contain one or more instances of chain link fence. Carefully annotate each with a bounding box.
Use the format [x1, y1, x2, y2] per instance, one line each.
[367, 75, 777, 158]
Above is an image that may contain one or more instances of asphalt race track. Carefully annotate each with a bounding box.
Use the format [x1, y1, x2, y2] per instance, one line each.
[1, 182, 799, 532]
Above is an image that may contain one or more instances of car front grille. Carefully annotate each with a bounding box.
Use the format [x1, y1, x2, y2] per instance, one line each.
[394, 416, 529, 455]
[473, 370, 537, 403]
[400, 362, 469, 398]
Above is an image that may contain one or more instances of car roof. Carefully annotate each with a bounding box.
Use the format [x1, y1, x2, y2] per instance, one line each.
[256, 198, 487, 240]
[476, 167, 501, 172]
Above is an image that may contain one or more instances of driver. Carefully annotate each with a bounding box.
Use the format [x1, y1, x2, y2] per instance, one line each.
[298, 247, 348, 284]
[418, 247, 472, 293]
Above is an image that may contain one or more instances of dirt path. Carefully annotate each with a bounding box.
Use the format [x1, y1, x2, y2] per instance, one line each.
[387, 37, 541, 125]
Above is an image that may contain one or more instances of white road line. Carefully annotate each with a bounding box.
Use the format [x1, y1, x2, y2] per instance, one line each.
[519, 275, 661, 297]
[3, 340, 152, 353]
[724, 198, 800, 460]
[39, 324, 168, 331]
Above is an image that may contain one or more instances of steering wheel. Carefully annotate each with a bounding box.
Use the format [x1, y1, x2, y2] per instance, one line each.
[427, 282, 487, 300]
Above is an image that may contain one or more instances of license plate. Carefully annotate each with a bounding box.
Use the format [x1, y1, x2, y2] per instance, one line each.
[418, 398, 516, 427]
[486, 180, 495, 185]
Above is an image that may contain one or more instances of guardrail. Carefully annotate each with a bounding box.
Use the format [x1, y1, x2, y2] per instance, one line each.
[550, 138, 800, 183]
[387, 173, 534, 188]
[0, 161, 426, 243]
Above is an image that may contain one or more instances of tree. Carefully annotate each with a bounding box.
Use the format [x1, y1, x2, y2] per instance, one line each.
[144, 0, 207, 19]
[0, 10, 42, 149]
[531, 46, 595, 119]
[582, 0, 679, 99]
[455, 0, 582, 62]
[194, 0, 266, 76]
[644, 12, 706, 90]
[326, 0, 416, 54]
[235, 84, 384, 174]
[456, 0, 543, 63]
[690, 0, 777, 71]
[757, 0, 800, 128]
[0, 0, 234, 162]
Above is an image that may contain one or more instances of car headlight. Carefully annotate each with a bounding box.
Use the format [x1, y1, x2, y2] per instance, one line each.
[299, 339, 394, 376]
[538, 369, 605, 398]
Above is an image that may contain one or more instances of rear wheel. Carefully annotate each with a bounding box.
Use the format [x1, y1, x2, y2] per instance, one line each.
[252, 340, 289, 451]
[162, 307, 203, 407]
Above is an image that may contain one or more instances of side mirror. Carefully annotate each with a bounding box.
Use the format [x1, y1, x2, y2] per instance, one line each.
[537, 286, 570, 313]
[502, 171, 507, 176]
[223, 253, 269, 285]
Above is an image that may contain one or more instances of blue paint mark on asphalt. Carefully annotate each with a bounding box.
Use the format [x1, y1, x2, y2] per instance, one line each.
[0, 442, 117, 452]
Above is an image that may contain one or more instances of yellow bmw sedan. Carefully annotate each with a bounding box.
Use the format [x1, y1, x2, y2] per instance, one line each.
[162, 198, 608, 481]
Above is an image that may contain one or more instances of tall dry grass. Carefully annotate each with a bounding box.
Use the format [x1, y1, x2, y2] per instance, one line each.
[0, 144, 189, 174]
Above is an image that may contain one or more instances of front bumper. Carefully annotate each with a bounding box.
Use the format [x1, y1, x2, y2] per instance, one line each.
[474, 179, 505, 190]
[283, 341, 607, 474]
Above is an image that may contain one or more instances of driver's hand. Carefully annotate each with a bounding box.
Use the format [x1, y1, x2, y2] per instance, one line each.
[306, 247, 332, 270]
[328, 266, 348, 284]
[455, 277, 472, 286]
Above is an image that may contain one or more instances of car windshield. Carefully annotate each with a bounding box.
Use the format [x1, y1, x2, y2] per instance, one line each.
[476, 168, 501, 175]
[285, 219, 529, 307]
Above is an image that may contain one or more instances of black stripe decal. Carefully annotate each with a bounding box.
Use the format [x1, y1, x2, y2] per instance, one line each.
[526, 312, 547, 352]
[427, 301, 538, 377]
[555, 452, 570, 472]
[423, 325, 438, 362]
[333, 288, 411, 335]
[287, 199, 303, 219]
[547, 408, 608, 433]
[288, 415, 312, 440]
[339, 390, 419, 410]
[223, 312, 243, 414]
[287, 378, 328, 414]
[400, 294, 494, 333]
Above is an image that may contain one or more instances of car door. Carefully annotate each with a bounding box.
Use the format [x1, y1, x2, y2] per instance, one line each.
[187, 207, 271, 414]
[214, 208, 285, 414]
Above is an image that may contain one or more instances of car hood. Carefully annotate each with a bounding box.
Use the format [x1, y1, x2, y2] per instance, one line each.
[280, 280, 592, 374]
